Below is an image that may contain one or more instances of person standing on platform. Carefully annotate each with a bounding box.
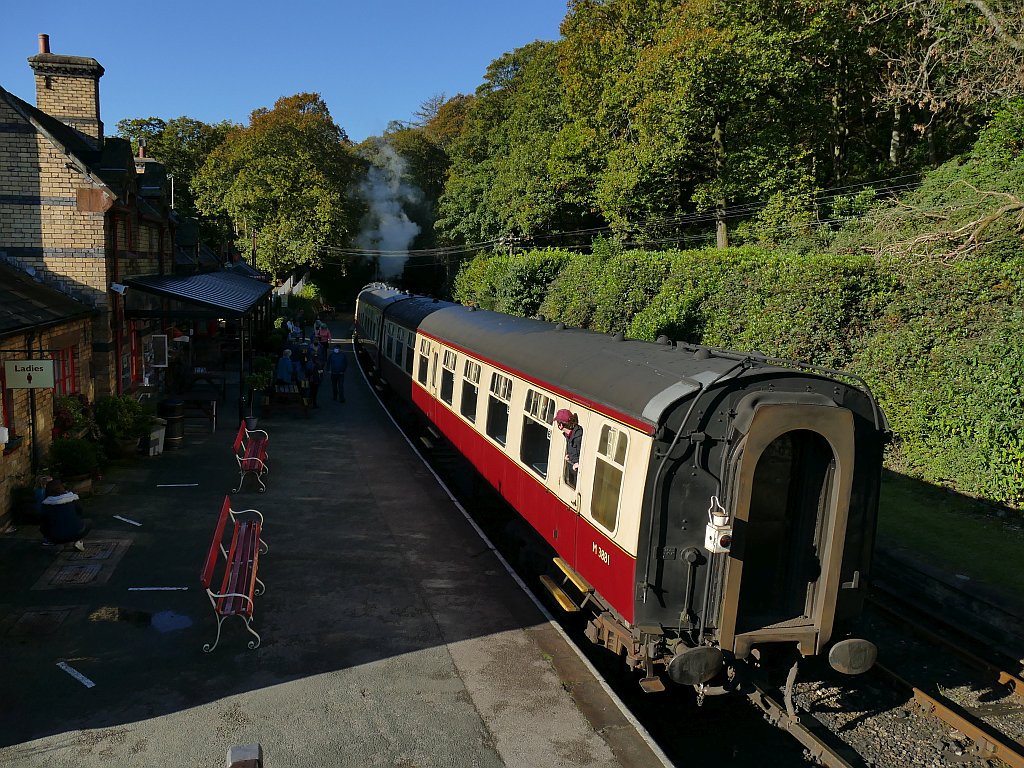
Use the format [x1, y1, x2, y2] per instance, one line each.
[305, 352, 322, 407]
[274, 348, 295, 384]
[327, 346, 347, 402]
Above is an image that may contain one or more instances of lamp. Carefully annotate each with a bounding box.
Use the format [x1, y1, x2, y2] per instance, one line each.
[110, 283, 128, 295]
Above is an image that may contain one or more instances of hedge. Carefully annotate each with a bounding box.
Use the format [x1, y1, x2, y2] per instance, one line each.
[452, 245, 1023, 507]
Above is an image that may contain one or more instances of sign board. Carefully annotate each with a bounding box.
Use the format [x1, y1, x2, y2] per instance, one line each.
[4, 359, 55, 389]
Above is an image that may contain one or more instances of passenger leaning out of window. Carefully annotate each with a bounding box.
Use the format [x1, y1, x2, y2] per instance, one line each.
[555, 408, 583, 489]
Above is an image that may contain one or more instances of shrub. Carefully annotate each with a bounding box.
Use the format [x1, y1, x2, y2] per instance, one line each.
[95, 395, 150, 440]
[52, 394, 90, 437]
[48, 438, 100, 477]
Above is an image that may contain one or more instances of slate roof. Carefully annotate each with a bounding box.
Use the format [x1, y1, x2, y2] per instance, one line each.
[0, 263, 96, 339]
[0, 87, 151, 202]
[123, 271, 272, 317]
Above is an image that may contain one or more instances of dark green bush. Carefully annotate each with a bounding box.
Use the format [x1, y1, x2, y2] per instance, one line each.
[48, 438, 100, 477]
[95, 395, 150, 440]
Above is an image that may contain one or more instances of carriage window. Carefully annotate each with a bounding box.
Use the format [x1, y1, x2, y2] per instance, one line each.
[521, 390, 555, 478]
[384, 323, 394, 360]
[591, 425, 628, 532]
[440, 349, 457, 405]
[417, 339, 430, 385]
[394, 329, 405, 364]
[461, 360, 481, 422]
[404, 335, 415, 374]
[486, 372, 513, 446]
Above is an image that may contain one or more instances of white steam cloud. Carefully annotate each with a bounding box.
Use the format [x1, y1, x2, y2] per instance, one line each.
[355, 141, 421, 279]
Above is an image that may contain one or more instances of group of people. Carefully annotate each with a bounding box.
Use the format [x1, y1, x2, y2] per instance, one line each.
[275, 316, 348, 404]
[35, 475, 91, 550]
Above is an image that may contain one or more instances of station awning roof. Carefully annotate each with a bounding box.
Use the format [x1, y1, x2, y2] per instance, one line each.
[123, 271, 271, 318]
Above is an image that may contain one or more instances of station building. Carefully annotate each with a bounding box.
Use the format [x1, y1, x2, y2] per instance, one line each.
[0, 34, 174, 528]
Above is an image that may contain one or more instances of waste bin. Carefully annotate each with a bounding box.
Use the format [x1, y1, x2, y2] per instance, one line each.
[160, 400, 184, 449]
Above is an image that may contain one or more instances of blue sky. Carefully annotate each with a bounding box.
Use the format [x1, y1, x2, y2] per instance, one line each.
[1, 1, 567, 143]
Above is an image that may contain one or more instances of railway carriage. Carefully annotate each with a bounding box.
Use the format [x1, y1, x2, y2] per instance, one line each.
[355, 284, 888, 693]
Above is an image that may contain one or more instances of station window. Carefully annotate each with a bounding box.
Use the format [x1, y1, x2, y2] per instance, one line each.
[461, 360, 481, 422]
[592, 424, 628, 532]
[521, 389, 555, 478]
[440, 349, 457, 405]
[52, 345, 78, 395]
[486, 372, 513, 446]
[417, 339, 430, 385]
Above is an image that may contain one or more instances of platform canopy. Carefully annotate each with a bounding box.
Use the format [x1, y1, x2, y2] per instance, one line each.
[123, 271, 271, 318]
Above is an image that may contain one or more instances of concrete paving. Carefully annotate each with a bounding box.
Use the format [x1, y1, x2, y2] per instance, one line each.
[0, 333, 664, 767]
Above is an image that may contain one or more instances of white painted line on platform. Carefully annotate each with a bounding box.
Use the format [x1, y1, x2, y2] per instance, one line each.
[113, 515, 142, 526]
[360, 359, 675, 768]
[56, 661, 95, 688]
[156, 483, 199, 487]
[127, 587, 189, 591]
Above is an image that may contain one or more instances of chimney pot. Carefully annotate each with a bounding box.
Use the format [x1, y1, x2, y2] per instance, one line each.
[38, 34, 50, 54]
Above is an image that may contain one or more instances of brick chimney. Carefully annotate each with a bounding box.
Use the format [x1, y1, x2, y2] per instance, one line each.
[28, 33, 105, 149]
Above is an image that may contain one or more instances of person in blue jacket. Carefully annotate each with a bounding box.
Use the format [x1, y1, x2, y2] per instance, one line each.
[40, 479, 91, 551]
[327, 346, 348, 402]
[274, 349, 295, 385]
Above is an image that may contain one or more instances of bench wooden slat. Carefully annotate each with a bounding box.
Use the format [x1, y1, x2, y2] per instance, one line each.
[233, 421, 270, 493]
[202, 496, 265, 652]
[200, 497, 233, 590]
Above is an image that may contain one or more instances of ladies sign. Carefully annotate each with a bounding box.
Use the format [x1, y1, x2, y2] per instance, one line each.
[3, 360, 55, 388]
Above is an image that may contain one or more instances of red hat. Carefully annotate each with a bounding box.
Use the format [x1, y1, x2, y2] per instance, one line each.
[555, 408, 573, 424]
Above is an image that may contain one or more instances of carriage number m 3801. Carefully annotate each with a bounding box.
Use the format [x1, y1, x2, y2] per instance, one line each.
[592, 542, 611, 565]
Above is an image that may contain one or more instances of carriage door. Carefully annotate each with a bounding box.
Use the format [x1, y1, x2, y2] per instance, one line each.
[416, 338, 435, 421]
[716, 402, 855, 657]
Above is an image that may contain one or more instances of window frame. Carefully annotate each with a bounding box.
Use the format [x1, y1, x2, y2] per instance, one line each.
[486, 371, 513, 446]
[460, 359, 481, 423]
[590, 423, 629, 533]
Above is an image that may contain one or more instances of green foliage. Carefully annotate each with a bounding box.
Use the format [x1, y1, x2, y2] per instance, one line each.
[115, 116, 235, 243]
[452, 249, 573, 316]
[94, 395, 151, 441]
[47, 438, 100, 477]
[52, 394, 90, 437]
[193, 94, 362, 276]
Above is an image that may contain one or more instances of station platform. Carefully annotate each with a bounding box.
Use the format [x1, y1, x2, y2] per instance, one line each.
[0, 333, 664, 767]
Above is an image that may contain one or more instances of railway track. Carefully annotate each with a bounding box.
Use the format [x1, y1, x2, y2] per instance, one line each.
[362, 352, 1024, 767]
[862, 587, 1024, 767]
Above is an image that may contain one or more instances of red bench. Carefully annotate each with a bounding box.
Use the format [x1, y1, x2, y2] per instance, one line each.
[200, 496, 268, 653]
[232, 422, 269, 493]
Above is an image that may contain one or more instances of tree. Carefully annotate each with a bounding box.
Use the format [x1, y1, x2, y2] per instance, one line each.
[436, 42, 597, 246]
[865, 0, 1024, 163]
[116, 116, 235, 242]
[192, 93, 363, 275]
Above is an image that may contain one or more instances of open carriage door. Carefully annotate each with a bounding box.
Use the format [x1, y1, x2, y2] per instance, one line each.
[715, 396, 855, 659]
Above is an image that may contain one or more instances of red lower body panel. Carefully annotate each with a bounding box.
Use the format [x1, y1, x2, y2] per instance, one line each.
[410, 385, 635, 623]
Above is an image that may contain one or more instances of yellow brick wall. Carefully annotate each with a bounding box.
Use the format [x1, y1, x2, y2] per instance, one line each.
[0, 317, 93, 531]
[33, 73, 101, 143]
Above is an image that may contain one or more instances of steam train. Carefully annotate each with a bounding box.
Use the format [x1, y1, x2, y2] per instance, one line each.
[354, 284, 888, 694]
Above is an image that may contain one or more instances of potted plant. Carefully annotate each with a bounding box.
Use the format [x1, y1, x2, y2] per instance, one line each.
[95, 394, 151, 457]
[242, 371, 272, 428]
[47, 438, 101, 495]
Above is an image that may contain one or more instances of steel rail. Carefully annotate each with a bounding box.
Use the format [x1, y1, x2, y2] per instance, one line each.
[745, 680, 863, 768]
[875, 662, 1024, 768]
[868, 590, 1024, 701]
